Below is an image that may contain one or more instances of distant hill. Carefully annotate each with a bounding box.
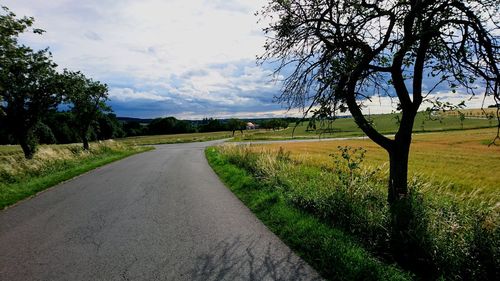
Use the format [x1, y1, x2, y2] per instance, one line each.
[117, 117, 154, 124]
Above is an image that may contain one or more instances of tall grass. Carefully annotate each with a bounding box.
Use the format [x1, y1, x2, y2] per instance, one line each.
[0, 141, 151, 209]
[215, 144, 499, 280]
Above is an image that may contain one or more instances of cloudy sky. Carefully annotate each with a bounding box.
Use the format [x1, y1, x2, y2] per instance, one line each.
[4, 0, 494, 119]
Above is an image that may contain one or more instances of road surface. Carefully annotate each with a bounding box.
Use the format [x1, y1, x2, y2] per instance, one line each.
[0, 140, 322, 281]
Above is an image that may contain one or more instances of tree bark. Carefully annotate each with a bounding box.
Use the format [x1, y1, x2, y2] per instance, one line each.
[82, 134, 89, 151]
[19, 137, 36, 159]
[387, 139, 410, 204]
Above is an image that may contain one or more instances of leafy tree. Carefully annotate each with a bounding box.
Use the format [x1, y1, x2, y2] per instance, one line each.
[199, 118, 225, 132]
[227, 118, 245, 136]
[259, 0, 499, 266]
[61, 71, 109, 150]
[0, 6, 62, 158]
[123, 121, 145, 136]
[95, 113, 125, 140]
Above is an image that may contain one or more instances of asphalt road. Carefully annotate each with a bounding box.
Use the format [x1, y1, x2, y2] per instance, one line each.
[0, 140, 322, 281]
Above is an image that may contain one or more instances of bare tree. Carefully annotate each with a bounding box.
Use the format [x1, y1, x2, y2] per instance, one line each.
[259, 0, 499, 204]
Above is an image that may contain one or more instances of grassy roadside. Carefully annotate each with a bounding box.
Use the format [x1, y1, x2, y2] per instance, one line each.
[0, 142, 152, 209]
[205, 147, 412, 281]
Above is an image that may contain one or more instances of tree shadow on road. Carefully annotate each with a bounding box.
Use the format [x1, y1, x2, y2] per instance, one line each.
[188, 236, 323, 281]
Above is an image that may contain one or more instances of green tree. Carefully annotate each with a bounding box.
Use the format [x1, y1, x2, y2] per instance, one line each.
[227, 118, 245, 136]
[61, 71, 109, 150]
[259, 0, 499, 265]
[0, 6, 61, 158]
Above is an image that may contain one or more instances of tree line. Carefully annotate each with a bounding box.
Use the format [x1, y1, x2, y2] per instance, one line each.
[0, 7, 116, 158]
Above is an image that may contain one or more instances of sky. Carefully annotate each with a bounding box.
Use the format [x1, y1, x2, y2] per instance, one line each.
[3, 0, 495, 119]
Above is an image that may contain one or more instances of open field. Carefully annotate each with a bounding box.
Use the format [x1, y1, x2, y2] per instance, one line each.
[117, 131, 232, 146]
[234, 111, 496, 141]
[0, 141, 152, 209]
[209, 127, 499, 280]
[236, 127, 500, 201]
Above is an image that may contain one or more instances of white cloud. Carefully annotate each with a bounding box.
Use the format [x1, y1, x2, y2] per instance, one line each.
[109, 88, 171, 102]
[3, 1, 496, 119]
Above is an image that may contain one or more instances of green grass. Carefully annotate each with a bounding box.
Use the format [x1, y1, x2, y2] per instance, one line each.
[206, 147, 412, 281]
[209, 140, 499, 280]
[234, 111, 496, 141]
[0, 142, 152, 209]
[117, 131, 232, 146]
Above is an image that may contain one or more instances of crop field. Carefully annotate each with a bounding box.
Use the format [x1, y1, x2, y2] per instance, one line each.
[211, 127, 499, 279]
[237, 127, 500, 201]
[235, 111, 496, 141]
[117, 131, 232, 146]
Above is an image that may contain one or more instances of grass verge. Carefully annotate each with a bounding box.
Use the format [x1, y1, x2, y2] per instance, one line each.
[207, 143, 499, 280]
[206, 147, 412, 281]
[0, 141, 152, 209]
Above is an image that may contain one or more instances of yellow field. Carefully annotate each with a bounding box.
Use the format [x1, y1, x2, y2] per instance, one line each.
[247, 128, 500, 200]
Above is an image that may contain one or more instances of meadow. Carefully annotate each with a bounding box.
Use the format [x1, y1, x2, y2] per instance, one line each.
[234, 111, 496, 141]
[208, 127, 500, 280]
[246, 128, 500, 200]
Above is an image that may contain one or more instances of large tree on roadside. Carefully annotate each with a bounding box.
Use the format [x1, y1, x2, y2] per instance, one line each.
[259, 0, 499, 260]
[260, 0, 499, 202]
[61, 70, 109, 150]
[0, 6, 62, 159]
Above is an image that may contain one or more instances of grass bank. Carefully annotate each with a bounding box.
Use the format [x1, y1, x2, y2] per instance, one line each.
[207, 136, 499, 280]
[0, 141, 152, 209]
[206, 147, 412, 281]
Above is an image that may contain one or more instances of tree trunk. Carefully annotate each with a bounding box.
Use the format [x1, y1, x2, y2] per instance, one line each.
[82, 135, 89, 150]
[17, 129, 37, 159]
[387, 140, 410, 204]
[19, 137, 36, 159]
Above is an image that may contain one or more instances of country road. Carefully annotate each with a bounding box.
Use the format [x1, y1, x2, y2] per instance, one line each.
[0, 140, 322, 281]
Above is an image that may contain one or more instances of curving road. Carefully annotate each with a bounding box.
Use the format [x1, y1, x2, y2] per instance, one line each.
[0, 140, 322, 281]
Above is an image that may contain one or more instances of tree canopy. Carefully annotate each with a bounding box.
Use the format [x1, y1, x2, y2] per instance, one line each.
[0, 6, 62, 158]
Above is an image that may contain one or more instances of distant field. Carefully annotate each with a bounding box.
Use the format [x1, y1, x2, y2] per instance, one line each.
[240, 127, 500, 201]
[440, 107, 498, 117]
[235, 111, 496, 141]
[117, 131, 232, 146]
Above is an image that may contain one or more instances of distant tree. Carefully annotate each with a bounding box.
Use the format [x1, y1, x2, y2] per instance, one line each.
[458, 111, 466, 129]
[43, 111, 80, 144]
[0, 7, 62, 158]
[61, 71, 109, 150]
[260, 0, 499, 267]
[93, 113, 124, 140]
[199, 118, 225, 133]
[148, 117, 175, 135]
[123, 121, 145, 137]
[227, 118, 245, 136]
